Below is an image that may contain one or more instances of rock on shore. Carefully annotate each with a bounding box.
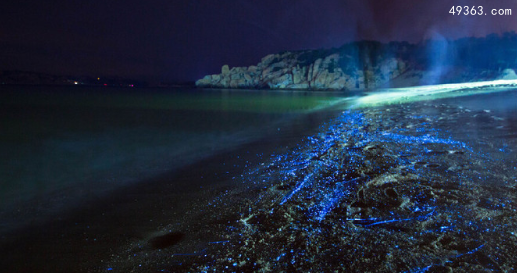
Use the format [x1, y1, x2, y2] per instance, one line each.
[196, 33, 517, 91]
[196, 44, 409, 91]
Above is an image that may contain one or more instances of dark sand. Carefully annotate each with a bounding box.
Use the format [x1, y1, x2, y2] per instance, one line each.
[103, 101, 517, 272]
[0, 109, 338, 272]
[2, 94, 517, 272]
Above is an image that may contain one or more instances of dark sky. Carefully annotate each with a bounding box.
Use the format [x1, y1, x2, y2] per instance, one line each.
[1, 0, 516, 82]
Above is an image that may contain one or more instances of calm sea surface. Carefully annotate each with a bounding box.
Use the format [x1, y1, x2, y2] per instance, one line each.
[1, 85, 517, 272]
[0, 86, 353, 214]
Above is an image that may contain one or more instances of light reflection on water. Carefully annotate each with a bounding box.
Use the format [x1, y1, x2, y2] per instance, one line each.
[0, 86, 352, 217]
[171, 87, 517, 272]
[2, 85, 517, 271]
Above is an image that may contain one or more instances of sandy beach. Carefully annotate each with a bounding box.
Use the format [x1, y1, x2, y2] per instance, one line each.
[104, 87, 517, 272]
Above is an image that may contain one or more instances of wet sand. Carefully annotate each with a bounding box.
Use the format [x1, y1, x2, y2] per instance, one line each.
[2, 88, 517, 272]
[0, 148, 238, 272]
[103, 99, 517, 272]
[0, 109, 339, 272]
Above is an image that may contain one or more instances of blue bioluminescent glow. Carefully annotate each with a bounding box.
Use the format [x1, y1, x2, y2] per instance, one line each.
[312, 179, 357, 221]
[193, 97, 517, 272]
[280, 173, 315, 205]
[270, 108, 475, 228]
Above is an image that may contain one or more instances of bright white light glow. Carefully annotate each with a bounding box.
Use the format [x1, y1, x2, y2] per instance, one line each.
[356, 79, 517, 107]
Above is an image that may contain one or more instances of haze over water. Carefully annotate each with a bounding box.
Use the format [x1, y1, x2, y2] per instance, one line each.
[0, 86, 351, 223]
[1, 84, 517, 272]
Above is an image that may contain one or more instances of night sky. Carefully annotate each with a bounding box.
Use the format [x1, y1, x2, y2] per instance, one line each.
[1, 0, 515, 82]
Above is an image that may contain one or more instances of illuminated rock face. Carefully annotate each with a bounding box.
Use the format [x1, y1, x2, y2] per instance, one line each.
[196, 46, 409, 91]
[197, 32, 517, 90]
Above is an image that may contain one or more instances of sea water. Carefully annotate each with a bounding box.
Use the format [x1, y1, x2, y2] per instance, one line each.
[0, 86, 353, 228]
[2, 84, 517, 272]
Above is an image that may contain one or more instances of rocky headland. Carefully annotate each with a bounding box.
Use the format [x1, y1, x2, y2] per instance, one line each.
[196, 32, 517, 91]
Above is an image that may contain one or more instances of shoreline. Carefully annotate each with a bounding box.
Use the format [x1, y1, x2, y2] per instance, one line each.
[0, 87, 352, 236]
[1, 84, 517, 272]
[104, 90, 517, 272]
[0, 103, 343, 272]
[0, 137, 280, 272]
[356, 79, 517, 107]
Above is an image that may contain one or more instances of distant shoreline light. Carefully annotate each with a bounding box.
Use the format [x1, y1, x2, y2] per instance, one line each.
[356, 79, 517, 106]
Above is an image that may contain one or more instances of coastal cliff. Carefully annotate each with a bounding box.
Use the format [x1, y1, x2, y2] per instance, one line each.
[196, 41, 410, 90]
[196, 33, 517, 90]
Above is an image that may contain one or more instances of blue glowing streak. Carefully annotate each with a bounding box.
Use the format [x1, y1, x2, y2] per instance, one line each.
[380, 132, 469, 149]
[364, 217, 413, 227]
[413, 244, 485, 272]
[313, 179, 358, 221]
[280, 173, 314, 205]
[208, 240, 230, 244]
[455, 244, 484, 258]
[258, 108, 473, 226]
